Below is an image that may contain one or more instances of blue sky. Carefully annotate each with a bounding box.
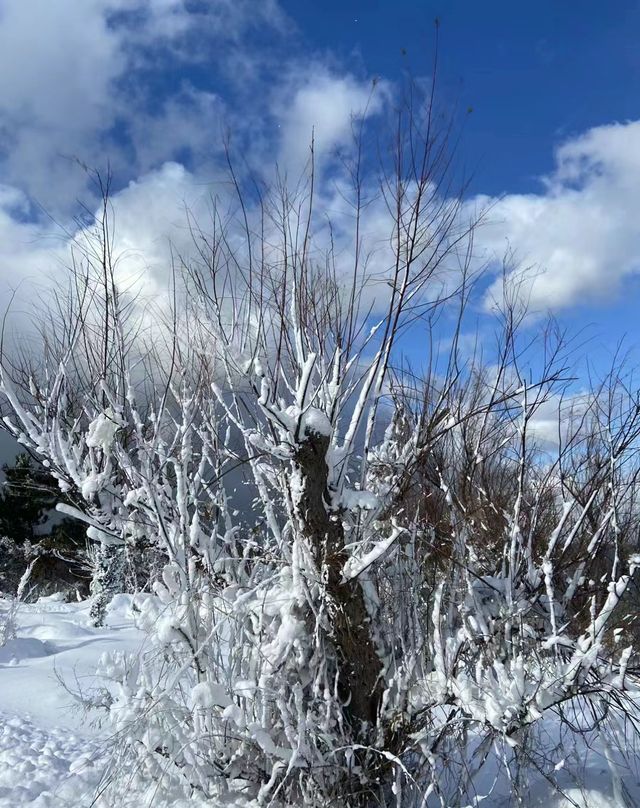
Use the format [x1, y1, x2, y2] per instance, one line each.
[0, 0, 639, 388]
[287, 0, 640, 368]
[284, 1, 640, 194]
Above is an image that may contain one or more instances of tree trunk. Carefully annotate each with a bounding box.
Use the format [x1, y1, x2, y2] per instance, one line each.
[293, 430, 383, 731]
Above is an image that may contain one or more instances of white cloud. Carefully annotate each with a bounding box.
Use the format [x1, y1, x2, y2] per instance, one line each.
[275, 71, 387, 177]
[10, 0, 640, 340]
[99, 162, 212, 297]
[0, 0, 391, 302]
[0, 0, 288, 214]
[478, 120, 640, 312]
[0, 164, 210, 321]
[0, 0, 124, 207]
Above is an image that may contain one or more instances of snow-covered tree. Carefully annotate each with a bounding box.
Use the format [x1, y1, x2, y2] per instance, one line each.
[2, 93, 640, 807]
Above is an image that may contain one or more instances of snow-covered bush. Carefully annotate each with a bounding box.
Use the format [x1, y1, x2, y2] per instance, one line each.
[0, 596, 17, 647]
[2, 97, 640, 806]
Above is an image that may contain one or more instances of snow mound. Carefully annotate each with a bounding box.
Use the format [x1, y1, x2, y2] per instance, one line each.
[105, 593, 135, 615]
[0, 637, 51, 664]
[22, 621, 94, 642]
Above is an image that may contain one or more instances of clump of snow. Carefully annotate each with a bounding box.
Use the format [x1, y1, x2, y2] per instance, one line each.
[282, 404, 332, 439]
[86, 524, 122, 546]
[85, 408, 123, 452]
[299, 406, 332, 438]
[81, 471, 111, 502]
[339, 488, 379, 511]
[342, 525, 404, 580]
[123, 487, 147, 507]
[190, 681, 232, 709]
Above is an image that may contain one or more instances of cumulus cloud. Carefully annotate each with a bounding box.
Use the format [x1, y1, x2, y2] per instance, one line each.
[0, 0, 287, 214]
[478, 120, 640, 312]
[0, 0, 383, 296]
[274, 70, 388, 177]
[0, 162, 214, 305]
[0, 0, 124, 207]
[6, 0, 639, 340]
[97, 162, 212, 297]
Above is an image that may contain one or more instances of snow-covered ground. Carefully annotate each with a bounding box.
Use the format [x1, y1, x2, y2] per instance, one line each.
[0, 595, 143, 808]
[1, 594, 640, 807]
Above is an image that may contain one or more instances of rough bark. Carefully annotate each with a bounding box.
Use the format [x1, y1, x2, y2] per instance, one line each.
[293, 429, 383, 731]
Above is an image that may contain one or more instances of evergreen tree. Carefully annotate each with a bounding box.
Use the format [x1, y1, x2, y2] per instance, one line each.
[0, 453, 88, 599]
[0, 453, 57, 543]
